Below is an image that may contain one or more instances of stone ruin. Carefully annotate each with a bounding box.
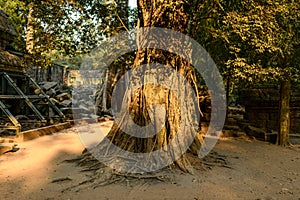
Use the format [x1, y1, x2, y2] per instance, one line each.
[0, 10, 23, 73]
[239, 87, 300, 144]
[0, 10, 66, 139]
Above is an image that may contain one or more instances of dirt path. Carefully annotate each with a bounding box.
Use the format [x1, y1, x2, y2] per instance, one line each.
[0, 122, 299, 200]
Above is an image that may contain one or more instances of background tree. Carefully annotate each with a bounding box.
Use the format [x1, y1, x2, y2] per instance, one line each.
[207, 0, 300, 146]
[179, 0, 299, 146]
[1, 0, 132, 67]
[91, 0, 139, 116]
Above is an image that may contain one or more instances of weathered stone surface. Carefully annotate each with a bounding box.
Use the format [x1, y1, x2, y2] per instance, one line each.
[267, 120, 279, 132]
[240, 88, 300, 137]
[79, 105, 90, 112]
[0, 143, 14, 154]
[41, 82, 58, 91]
[223, 125, 241, 131]
[21, 122, 71, 141]
[46, 88, 57, 97]
[0, 50, 23, 72]
[27, 64, 66, 85]
[56, 93, 71, 101]
[245, 126, 267, 140]
[224, 118, 238, 126]
[0, 10, 17, 49]
[290, 134, 300, 144]
[228, 106, 245, 114]
[269, 113, 279, 120]
[60, 100, 72, 107]
[0, 11, 24, 73]
[239, 122, 252, 131]
[265, 132, 277, 144]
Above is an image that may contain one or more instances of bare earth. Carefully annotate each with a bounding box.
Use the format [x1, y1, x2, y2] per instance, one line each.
[0, 121, 299, 200]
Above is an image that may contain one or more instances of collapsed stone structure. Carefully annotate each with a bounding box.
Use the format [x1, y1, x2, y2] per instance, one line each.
[0, 10, 23, 73]
[0, 10, 65, 137]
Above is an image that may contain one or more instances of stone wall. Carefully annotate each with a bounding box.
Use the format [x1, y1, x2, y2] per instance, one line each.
[0, 10, 25, 73]
[26, 64, 66, 84]
[239, 88, 300, 136]
[0, 10, 17, 50]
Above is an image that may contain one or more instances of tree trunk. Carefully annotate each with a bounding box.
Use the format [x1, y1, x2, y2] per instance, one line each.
[82, 0, 202, 174]
[26, 2, 35, 54]
[95, 65, 126, 116]
[94, 0, 130, 116]
[278, 78, 290, 146]
[226, 75, 230, 117]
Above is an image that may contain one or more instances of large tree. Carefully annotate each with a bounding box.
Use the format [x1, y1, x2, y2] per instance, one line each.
[75, 0, 215, 180]
[192, 0, 299, 146]
[224, 0, 299, 146]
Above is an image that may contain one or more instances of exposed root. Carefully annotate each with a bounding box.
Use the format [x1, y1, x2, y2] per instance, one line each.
[112, 171, 171, 182]
[62, 146, 230, 192]
[201, 161, 233, 169]
[51, 177, 72, 183]
[201, 151, 232, 169]
[61, 163, 173, 193]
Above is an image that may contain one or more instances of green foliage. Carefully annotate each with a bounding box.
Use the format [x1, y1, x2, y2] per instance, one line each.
[190, 0, 299, 87]
[1, 0, 136, 69]
[2, 0, 298, 81]
[0, 0, 27, 52]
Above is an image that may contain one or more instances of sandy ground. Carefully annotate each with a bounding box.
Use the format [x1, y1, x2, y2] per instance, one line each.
[0, 121, 300, 200]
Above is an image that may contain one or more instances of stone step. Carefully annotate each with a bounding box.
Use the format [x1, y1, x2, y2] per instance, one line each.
[290, 134, 300, 145]
[224, 118, 238, 126]
[245, 125, 277, 143]
[0, 143, 15, 154]
[223, 125, 241, 131]
[222, 130, 247, 137]
[0, 137, 15, 143]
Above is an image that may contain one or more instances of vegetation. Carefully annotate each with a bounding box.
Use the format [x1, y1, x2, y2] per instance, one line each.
[0, 0, 137, 67]
[215, 0, 300, 146]
[1, 0, 299, 177]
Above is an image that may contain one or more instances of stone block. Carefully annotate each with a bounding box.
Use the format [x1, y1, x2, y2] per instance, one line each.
[253, 120, 267, 129]
[59, 99, 72, 107]
[56, 93, 71, 102]
[256, 112, 269, 120]
[245, 125, 267, 141]
[267, 120, 279, 132]
[41, 82, 58, 91]
[0, 143, 14, 154]
[269, 113, 279, 120]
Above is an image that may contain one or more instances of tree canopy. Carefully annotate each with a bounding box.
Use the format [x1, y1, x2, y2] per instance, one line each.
[0, 0, 137, 68]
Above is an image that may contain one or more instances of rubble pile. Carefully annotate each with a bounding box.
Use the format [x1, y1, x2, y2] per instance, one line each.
[70, 84, 99, 120]
[38, 82, 101, 120]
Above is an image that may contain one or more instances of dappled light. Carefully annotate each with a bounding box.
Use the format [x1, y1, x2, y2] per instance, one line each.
[0, 0, 299, 199]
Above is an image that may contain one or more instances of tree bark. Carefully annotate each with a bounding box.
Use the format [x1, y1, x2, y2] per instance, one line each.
[83, 0, 202, 174]
[226, 75, 230, 117]
[26, 2, 35, 54]
[278, 78, 290, 146]
[94, 0, 130, 116]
